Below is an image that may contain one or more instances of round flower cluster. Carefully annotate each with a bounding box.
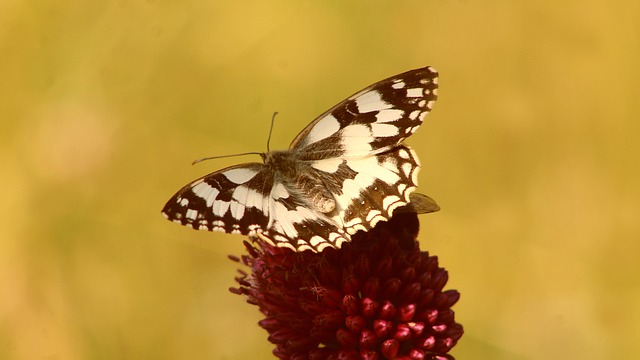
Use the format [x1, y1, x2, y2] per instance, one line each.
[230, 212, 463, 359]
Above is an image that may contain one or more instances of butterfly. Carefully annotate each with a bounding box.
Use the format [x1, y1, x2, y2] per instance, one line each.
[162, 66, 438, 252]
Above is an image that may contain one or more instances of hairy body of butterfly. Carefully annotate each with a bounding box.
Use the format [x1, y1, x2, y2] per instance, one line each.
[162, 66, 438, 252]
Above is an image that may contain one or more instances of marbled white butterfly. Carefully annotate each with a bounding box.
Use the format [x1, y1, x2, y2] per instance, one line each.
[162, 66, 438, 252]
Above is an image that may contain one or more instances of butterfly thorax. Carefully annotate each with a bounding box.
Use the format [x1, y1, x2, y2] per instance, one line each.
[263, 150, 336, 214]
[263, 150, 299, 177]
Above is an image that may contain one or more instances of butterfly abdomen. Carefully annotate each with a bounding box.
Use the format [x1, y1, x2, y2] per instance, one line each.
[265, 150, 338, 214]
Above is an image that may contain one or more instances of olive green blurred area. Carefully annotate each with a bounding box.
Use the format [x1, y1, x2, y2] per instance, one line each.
[1, 1, 639, 359]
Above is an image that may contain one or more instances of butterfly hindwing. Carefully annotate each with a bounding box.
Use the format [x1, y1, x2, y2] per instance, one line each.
[300, 145, 420, 235]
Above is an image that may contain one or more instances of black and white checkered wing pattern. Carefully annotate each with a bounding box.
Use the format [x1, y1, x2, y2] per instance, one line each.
[161, 164, 271, 235]
[162, 66, 438, 252]
[291, 66, 438, 155]
[290, 67, 438, 237]
[161, 163, 351, 251]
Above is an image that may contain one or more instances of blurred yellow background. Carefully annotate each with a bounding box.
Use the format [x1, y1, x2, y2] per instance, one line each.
[1, 1, 638, 359]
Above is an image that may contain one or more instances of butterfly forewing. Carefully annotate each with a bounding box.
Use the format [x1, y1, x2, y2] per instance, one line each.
[290, 66, 438, 157]
[162, 163, 271, 235]
[162, 66, 439, 252]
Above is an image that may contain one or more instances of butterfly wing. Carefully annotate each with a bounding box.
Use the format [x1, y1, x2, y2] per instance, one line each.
[290, 66, 438, 159]
[162, 163, 273, 236]
[329, 145, 422, 234]
[288, 67, 438, 238]
[161, 162, 350, 252]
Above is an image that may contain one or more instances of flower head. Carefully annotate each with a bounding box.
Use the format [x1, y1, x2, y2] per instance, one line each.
[230, 211, 463, 359]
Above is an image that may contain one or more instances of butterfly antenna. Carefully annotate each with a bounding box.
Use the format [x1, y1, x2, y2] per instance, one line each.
[192, 152, 263, 165]
[266, 112, 278, 153]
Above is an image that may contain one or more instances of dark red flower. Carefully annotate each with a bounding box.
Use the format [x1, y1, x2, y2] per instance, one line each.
[230, 211, 463, 359]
